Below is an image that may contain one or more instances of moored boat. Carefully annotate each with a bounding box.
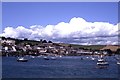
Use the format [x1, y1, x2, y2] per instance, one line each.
[117, 61, 120, 65]
[43, 56, 57, 60]
[97, 58, 109, 65]
[43, 56, 50, 60]
[17, 57, 28, 62]
[91, 57, 95, 60]
[91, 55, 95, 61]
[51, 56, 57, 60]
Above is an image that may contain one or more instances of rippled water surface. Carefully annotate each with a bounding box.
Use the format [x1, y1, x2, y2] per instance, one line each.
[2, 56, 120, 78]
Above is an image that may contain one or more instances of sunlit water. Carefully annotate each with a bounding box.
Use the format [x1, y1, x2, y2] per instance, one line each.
[2, 56, 120, 78]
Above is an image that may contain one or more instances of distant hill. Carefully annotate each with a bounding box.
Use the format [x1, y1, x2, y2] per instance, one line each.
[100, 45, 120, 52]
[59, 43, 120, 51]
[1, 36, 119, 51]
[59, 43, 106, 50]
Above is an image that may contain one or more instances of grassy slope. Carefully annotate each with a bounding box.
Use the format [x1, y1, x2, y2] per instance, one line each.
[71, 44, 106, 50]
[60, 43, 106, 50]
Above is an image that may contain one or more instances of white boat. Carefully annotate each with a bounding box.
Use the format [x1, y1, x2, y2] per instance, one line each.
[59, 55, 62, 58]
[117, 61, 120, 65]
[97, 58, 109, 65]
[43, 56, 57, 60]
[86, 57, 89, 59]
[17, 57, 28, 62]
[43, 56, 50, 60]
[30, 56, 35, 58]
[91, 57, 95, 60]
[51, 56, 57, 60]
[114, 55, 120, 65]
[90, 55, 95, 61]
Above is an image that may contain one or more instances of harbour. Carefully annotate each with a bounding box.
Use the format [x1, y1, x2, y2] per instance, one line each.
[2, 55, 120, 78]
[1, 2, 120, 80]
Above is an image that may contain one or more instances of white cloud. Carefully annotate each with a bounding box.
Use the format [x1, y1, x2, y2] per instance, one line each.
[1, 17, 119, 45]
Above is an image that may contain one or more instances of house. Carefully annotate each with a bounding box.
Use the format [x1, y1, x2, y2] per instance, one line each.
[1, 37, 15, 45]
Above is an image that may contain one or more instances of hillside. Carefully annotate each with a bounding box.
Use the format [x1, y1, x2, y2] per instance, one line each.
[100, 45, 120, 52]
[59, 43, 106, 50]
[1, 36, 119, 51]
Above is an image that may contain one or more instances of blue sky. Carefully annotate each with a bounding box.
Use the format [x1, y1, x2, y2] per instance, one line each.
[2, 2, 118, 29]
[1, 2, 119, 45]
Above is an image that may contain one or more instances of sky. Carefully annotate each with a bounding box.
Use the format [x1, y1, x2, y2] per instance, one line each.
[1, 2, 119, 45]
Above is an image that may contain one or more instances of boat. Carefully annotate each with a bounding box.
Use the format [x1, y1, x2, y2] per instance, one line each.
[80, 57, 83, 60]
[30, 56, 35, 58]
[115, 55, 120, 60]
[117, 61, 120, 65]
[43, 56, 57, 60]
[97, 58, 109, 65]
[17, 57, 28, 62]
[90, 55, 95, 61]
[59, 55, 62, 58]
[114, 55, 120, 65]
[51, 56, 57, 60]
[86, 56, 89, 59]
[43, 56, 50, 60]
[91, 57, 95, 61]
[96, 65, 108, 69]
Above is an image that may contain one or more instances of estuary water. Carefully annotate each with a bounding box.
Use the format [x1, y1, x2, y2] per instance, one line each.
[2, 56, 120, 78]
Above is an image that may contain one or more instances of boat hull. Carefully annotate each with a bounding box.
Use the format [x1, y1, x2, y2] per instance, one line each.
[117, 62, 120, 65]
[97, 63, 109, 66]
[43, 56, 57, 60]
[17, 58, 28, 62]
[17, 59, 28, 62]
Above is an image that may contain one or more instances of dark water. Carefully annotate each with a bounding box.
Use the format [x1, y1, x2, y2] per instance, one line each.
[2, 56, 120, 78]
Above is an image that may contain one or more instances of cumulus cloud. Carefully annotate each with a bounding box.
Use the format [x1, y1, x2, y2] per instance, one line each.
[1, 17, 119, 45]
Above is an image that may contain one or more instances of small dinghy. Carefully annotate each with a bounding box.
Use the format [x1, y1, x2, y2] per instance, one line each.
[17, 57, 28, 62]
[43, 56, 57, 60]
[43, 56, 50, 60]
[51, 56, 57, 60]
[117, 61, 120, 65]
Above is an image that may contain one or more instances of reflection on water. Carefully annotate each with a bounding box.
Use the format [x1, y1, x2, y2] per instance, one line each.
[2, 55, 119, 78]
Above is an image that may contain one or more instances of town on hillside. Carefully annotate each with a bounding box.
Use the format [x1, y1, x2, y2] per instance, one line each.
[0, 36, 120, 57]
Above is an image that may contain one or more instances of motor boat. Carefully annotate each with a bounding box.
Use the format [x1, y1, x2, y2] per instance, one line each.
[97, 58, 109, 66]
[91, 57, 95, 61]
[17, 57, 28, 62]
[43, 56, 57, 60]
[90, 56, 95, 61]
[51, 56, 57, 60]
[96, 65, 108, 69]
[59, 55, 62, 58]
[96, 58, 109, 69]
[43, 56, 50, 60]
[115, 55, 120, 65]
[117, 61, 120, 65]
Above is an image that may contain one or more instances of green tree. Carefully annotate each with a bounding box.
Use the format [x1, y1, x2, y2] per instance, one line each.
[1, 36, 6, 40]
[24, 38, 28, 41]
[40, 39, 43, 42]
[116, 48, 120, 54]
[48, 40, 52, 43]
[68, 44, 72, 48]
[42, 40, 47, 43]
